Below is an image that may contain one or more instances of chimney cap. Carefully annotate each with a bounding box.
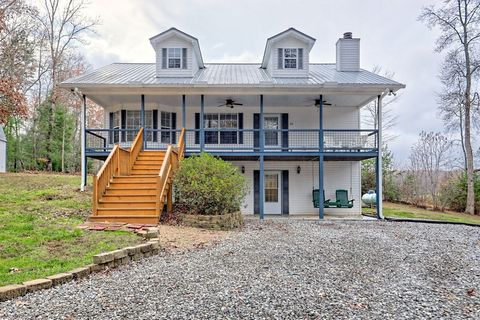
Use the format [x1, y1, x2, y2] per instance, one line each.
[343, 32, 353, 39]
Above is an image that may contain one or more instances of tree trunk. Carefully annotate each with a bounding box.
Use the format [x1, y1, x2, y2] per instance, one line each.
[61, 114, 65, 173]
[463, 21, 475, 215]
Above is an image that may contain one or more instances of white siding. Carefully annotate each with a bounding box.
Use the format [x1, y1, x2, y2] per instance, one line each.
[153, 36, 197, 77]
[268, 37, 309, 78]
[182, 105, 359, 130]
[336, 38, 360, 72]
[231, 160, 362, 216]
[0, 140, 6, 173]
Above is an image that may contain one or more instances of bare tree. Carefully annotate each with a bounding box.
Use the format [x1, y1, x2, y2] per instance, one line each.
[420, 0, 480, 215]
[362, 66, 400, 144]
[36, 0, 97, 170]
[409, 131, 453, 210]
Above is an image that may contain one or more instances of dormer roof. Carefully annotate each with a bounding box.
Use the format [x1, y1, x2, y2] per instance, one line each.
[149, 27, 205, 68]
[261, 27, 316, 69]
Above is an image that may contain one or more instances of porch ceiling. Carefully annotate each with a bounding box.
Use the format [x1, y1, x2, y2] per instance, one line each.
[85, 93, 378, 109]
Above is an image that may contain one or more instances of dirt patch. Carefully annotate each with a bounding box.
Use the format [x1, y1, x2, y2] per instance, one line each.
[158, 224, 230, 251]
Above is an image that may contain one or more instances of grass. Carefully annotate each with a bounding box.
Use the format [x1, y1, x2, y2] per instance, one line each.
[0, 173, 141, 286]
[363, 201, 480, 225]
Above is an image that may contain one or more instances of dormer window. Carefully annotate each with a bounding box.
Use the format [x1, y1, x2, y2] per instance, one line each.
[277, 47, 304, 70]
[161, 47, 188, 69]
[284, 48, 297, 69]
[168, 48, 182, 68]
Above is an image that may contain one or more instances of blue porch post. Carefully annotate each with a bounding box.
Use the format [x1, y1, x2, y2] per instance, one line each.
[376, 94, 384, 219]
[182, 94, 186, 128]
[259, 94, 265, 220]
[200, 94, 205, 151]
[81, 94, 87, 191]
[318, 94, 324, 219]
[141, 94, 145, 149]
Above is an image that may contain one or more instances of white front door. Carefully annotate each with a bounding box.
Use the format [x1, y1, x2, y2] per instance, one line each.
[264, 171, 282, 214]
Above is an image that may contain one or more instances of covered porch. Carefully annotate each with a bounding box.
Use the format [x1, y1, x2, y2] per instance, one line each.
[77, 89, 389, 220]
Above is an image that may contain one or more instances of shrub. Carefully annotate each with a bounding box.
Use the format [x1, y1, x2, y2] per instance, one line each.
[173, 153, 248, 215]
[440, 172, 480, 214]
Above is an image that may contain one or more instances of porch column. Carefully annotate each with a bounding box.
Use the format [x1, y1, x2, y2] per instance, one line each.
[200, 94, 205, 151]
[318, 94, 325, 219]
[141, 94, 145, 149]
[376, 94, 384, 219]
[182, 94, 186, 128]
[259, 94, 265, 220]
[80, 94, 87, 191]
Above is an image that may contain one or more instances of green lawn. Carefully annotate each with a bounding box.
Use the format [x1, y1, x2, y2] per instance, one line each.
[363, 202, 480, 225]
[0, 173, 141, 286]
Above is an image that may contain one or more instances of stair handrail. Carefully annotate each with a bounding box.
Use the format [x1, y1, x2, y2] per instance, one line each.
[92, 129, 144, 215]
[129, 127, 144, 168]
[155, 128, 186, 216]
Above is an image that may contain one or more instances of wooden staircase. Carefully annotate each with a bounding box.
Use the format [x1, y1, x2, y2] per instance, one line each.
[89, 128, 185, 224]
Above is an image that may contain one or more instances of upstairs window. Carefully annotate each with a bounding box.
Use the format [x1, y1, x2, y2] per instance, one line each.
[162, 48, 187, 69]
[277, 48, 303, 70]
[284, 48, 297, 69]
[168, 48, 182, 68]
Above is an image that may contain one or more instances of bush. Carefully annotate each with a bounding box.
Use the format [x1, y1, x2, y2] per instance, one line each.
[440, 172, 480, 214]
[173, 153, 248, 215]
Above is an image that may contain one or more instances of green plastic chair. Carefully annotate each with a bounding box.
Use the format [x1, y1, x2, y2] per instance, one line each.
[334, 189, 354, 208]
[312, 189, 333, 208]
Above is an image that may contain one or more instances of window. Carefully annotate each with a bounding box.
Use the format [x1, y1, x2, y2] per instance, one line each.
[126, 110, 153, 141]
[161, 111, 172, 143]
[168, 48, 182, 69]
[204, 113, 238, 144]
[265, 174, 279, 202]
[284, 48, 297, 69]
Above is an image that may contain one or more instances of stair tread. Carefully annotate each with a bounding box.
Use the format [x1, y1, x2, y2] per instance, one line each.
[107, 187, 157, 190]
[99, 200, 157, 203]
[97, 207, 157, 211]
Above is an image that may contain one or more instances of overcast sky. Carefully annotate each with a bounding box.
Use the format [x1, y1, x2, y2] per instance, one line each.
[80, 0, 447, 165]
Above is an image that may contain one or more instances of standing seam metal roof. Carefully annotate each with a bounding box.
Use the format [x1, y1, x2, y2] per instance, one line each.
[61, 63, 403, 87]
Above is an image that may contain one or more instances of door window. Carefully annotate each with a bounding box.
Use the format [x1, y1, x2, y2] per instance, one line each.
[265, 173, 279, 202]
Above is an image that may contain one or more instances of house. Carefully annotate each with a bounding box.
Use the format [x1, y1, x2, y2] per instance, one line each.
[60, 27, 405, 223]
[0, 125, 6, 173]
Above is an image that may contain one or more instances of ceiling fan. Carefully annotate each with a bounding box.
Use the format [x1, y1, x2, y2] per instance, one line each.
[314, 99, 332, 107]
[216, 99, 243, 109]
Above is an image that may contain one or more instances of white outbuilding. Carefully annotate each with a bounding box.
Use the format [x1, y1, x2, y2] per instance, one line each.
[0, 125, 6, 173]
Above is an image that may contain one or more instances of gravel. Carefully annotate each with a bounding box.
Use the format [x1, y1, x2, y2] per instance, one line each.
[1, 220, 479, 319]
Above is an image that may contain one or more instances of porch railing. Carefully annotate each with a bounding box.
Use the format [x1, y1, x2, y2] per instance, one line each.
[86, 129, 140, 153]
[88, 128, 378, 154]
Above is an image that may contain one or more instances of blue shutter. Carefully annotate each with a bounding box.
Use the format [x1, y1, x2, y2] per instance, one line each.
[182, 48, 187, 69]
[282, 170, 289, 214]
[253, 113, 260, 149]
[121, 110, 126, 142]
[171, 113, 177, 144]
[298, 48, 303, 69]
[195, 113, 200, 144]
[162, 48, 167, 69]
[238, 113, 243, 144]
[281, 113, 288, 151]
[277, 48, 283, 69]
[152, 110, 158, 142]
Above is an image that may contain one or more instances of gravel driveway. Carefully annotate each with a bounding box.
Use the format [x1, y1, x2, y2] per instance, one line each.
[1, 220, 479, 319]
